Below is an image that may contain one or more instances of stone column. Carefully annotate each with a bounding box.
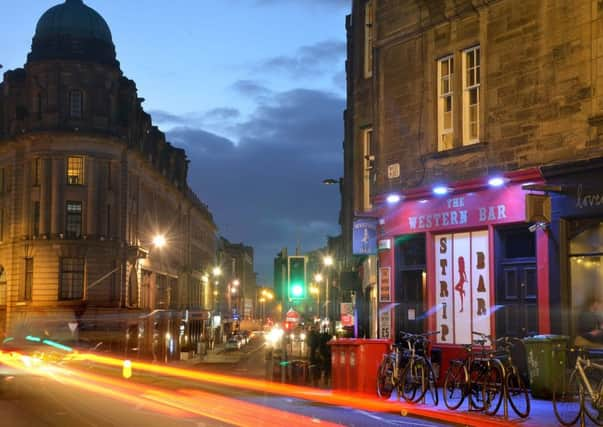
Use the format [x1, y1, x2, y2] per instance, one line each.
[86, 158, 97, 236]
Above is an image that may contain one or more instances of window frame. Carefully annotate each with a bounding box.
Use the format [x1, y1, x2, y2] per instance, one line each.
[363, 1, 374, 79]
[66, 156, 85, 185]
[69, 90, 83, 119]
[59, 257, 85, 300]
[362, 127, 374, 211]
[65, 200, 83, 239]
[437, 55, 454, 151]
[22, 257, 33, 301]
[462, 45, 481, 145]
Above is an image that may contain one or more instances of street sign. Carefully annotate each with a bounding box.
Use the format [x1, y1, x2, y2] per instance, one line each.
[285, 309, 300, 323]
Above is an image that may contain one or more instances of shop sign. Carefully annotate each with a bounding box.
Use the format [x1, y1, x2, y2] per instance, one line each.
[384, 185, 527, 234]
[353, 218, 378, 255]
[379, 310, 391, 339]
[379, 267, 391, 302]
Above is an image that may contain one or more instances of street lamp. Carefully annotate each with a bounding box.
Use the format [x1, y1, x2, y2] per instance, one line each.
[212, 266, 222, 277]
[152, 234, 166, 248]
[323, 255, 334, 333]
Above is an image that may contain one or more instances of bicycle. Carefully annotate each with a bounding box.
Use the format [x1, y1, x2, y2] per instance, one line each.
[376, 337, 410, 399]
[443, 331, 498, 411]
[480, 336, 530, 418]
[553, 346, 603, 426]
[398, 331, 439, 405]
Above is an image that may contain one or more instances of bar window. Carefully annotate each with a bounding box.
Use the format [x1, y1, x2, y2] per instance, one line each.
[437, 56, 454, 151]
[66, 156, 85, 185]
[59, 257, 84, 300]
[463, 46, 480, 144]
[66, 201, 82, 238]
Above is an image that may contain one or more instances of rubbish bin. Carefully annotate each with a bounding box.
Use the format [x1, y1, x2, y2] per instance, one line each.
[524, 334, 569, 399]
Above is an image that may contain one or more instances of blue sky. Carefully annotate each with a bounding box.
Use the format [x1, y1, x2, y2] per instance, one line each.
[1, 0, 350, 285]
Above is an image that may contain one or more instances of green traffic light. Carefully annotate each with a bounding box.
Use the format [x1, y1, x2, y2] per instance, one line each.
[291, 283, 303, 297]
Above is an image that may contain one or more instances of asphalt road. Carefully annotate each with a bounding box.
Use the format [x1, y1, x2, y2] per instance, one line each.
[0, 341, 456, 427]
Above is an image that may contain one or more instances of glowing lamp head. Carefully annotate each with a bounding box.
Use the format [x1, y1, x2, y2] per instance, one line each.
[488, 177, 505, 187]
[152, 234, 166, 248]
[386, 194, 401, 204]
[323, 256, 333, 267]
[433, 186, 449, 196]
[212, 266, 222, 277]
[314, 273, 323, 282]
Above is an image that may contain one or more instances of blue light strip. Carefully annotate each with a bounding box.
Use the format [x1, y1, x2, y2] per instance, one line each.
[25, 335, 42, 342]
[42, 339, 73, 352]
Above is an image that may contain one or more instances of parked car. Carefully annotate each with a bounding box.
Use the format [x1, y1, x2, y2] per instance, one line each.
[225, 337, 241, 351]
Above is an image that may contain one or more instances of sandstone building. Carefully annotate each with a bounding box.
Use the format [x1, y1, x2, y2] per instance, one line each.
[0, 0, 217, 360]
[344, 0, 603, 358]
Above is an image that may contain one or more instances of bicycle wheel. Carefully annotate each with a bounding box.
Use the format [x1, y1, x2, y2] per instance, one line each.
[376, 357, 395, 399]
[443, 363, 466, 410]
[425, 361, 439, 406]
[467, 361, 487, 411]
[506, 370, 530, 418]
[553, 369, 582, 426]
[481, 364, 503, 415]
[399, 359, 421, 402]
[583, 366, 603, 426]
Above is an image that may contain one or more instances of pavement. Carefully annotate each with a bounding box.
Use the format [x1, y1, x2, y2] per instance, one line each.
[169, 340, 596, 427]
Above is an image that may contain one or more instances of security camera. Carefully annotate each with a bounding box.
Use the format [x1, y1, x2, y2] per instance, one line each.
[528, 224, 537, 233]
[528, 222, 549, 233]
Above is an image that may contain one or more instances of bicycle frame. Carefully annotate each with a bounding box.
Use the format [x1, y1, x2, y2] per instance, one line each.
[574, 354, 603, 408]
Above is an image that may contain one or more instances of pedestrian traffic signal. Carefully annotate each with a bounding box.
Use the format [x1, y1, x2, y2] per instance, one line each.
[288, 256, 306, 300]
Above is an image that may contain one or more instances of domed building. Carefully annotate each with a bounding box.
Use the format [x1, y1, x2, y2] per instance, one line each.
[0, 0, 217, 360]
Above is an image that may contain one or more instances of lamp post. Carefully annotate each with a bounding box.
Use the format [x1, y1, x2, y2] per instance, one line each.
[323, 255, 333, 333]
[312, 273, 323, 319]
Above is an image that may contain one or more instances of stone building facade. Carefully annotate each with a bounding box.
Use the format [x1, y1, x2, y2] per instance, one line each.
[0, 0, 217, 360]
[345, 0, 603, 357]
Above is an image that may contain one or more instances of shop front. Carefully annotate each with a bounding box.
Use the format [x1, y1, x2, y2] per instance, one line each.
[543, 158, 603, 340]
[376, 170, 550, 369]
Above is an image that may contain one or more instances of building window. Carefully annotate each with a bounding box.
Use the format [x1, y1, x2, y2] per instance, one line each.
[0, 265, 6, 306]
[437, 56, 454, 151]
[32, 201, 40, 236]
[69, 90, 83, 119]
[106, 204, 111, 237]
[22, 258, 33, 301]
[66, 156, 85, 185]
[59, 257, 84, 300]
[463, 46, 480, 144]
[363, 127, 374, 211]
[66, 201, 82, 238]
[364, 1, 374, 79]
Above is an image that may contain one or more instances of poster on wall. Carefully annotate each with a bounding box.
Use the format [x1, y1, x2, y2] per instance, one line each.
[453, 233, 472, 344]
[379, 309, 391, 339]
[435, 234, 452, 344]
[379, 267, 391, 302]
[434, 230, 492, 345]
[471, 230, 491, 337]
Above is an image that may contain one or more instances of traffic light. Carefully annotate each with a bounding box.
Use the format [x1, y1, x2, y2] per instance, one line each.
[288, 256, 306, 300]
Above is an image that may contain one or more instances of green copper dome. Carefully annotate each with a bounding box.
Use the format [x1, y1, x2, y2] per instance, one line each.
[34, 0, 112, 44]
[28, 0, 117, 66]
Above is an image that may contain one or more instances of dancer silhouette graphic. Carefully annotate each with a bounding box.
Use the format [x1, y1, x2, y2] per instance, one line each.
[455, 256, 467, 312]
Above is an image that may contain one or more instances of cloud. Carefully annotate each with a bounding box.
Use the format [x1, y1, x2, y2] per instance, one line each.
[204, 107, 240, 120]
[257, 40, 346, 78]
[164, 88, 344, 283]
[231, 80, 272, 99]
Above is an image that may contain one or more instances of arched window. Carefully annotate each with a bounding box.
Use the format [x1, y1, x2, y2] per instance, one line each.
[69, 90, 83, 119]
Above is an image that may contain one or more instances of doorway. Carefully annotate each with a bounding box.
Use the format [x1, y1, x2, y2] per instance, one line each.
[395, 234, 426, 336]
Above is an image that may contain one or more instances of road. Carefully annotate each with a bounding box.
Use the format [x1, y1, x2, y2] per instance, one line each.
[0, 340, 455, 427]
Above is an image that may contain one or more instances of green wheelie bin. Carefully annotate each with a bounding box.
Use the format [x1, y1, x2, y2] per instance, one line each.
[523, 335, 569, 399]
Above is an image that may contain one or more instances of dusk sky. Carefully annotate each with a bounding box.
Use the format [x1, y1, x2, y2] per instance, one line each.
[1, 0, 350, 285]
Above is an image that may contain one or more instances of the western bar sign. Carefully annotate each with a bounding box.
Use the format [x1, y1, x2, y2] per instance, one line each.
[353, 218, 377, 255]
[382, 184, 528, 235]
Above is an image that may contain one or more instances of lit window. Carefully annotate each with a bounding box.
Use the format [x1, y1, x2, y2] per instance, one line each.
[463, 46, 480, 144]
[69, 90, 83, 119]
[59, 257, 84, 300]
[437, 56, 454, 151]
[363, 127, 374, 211]
[66, 156, 85, 185]
[364, 1, 374, 79]
[65, 201, 82, 238]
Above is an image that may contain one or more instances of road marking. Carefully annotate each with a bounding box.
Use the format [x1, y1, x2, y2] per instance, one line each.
[353, 409, 436, 426]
